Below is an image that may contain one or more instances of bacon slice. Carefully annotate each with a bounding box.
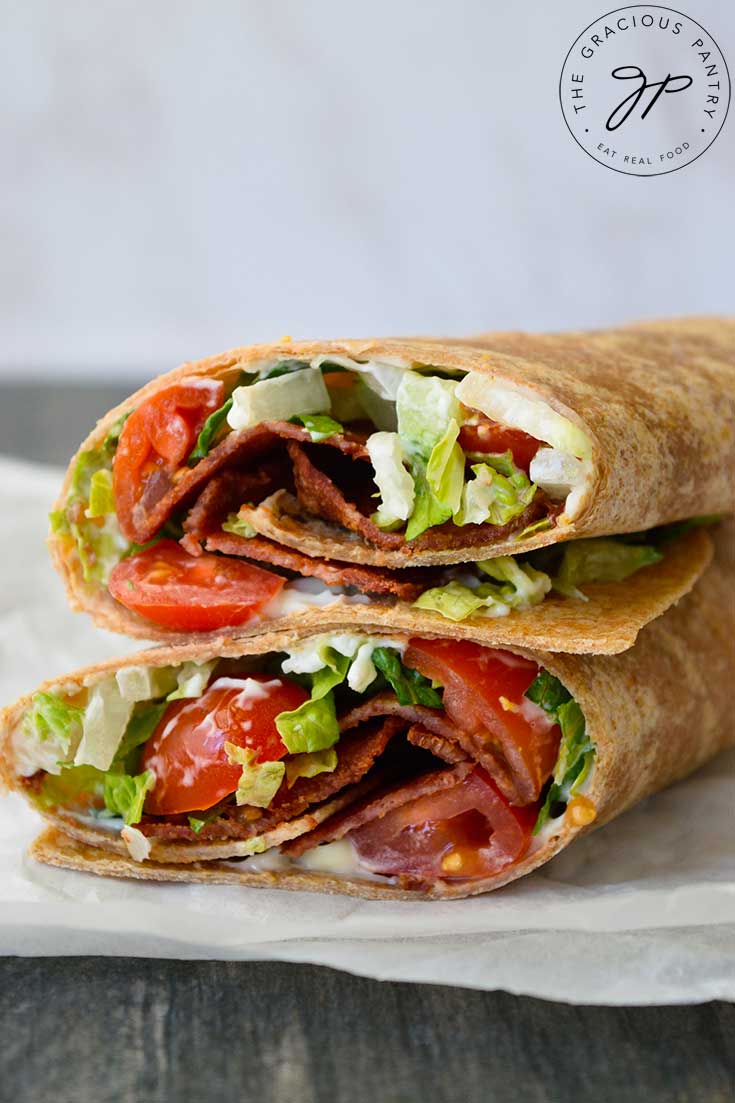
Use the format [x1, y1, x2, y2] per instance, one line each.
[128, 420, 370, 545]
[282, 761, 474, 858]
[202, 531, 429, 600]
[286, 439, 554, 553]
[137, 717, 405, 842]
[405, 724, 469, 765]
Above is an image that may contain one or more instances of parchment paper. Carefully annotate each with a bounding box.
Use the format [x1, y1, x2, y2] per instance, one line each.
[1, 457, 733, 1005]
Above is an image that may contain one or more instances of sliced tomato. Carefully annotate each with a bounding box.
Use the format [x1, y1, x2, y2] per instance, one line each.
[350, 768, 536, 881]
[113, 379, 225, 541]
[404, 638, 560, 804]
[141, 674, 308, 815]
[108, 541, 285, 632]
[459, 417, 541, 472]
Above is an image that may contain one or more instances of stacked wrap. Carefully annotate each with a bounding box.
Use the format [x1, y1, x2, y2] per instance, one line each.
[1, 318, 734, 899]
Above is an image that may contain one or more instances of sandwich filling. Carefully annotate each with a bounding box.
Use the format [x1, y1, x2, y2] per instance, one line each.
[50, 356, 699, 633]
[14, 634, 596, 889]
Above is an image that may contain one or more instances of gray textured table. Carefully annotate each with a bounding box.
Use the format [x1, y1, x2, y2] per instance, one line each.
[1, 382, 732, 1103]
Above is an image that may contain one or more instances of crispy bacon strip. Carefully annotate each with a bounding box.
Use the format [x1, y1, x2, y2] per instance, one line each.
[202, 531, 429, 600]
[282, 761, 475, 858]
[128, 420, 370, 544]
[340, 694, 516, 801]
[137, 717, 405, 842]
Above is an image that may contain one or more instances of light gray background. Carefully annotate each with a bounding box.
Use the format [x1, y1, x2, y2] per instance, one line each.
[2, 0, 733, 379]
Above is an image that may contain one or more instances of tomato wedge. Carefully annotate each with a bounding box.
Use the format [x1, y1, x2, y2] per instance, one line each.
[113, 379, 225, 541]
[350, 768, 536, 881]
[108, 541, 285, 631]
[141, 674, 308, 815]
[459, 416, 541, 472]
[404, 638, 560, 804]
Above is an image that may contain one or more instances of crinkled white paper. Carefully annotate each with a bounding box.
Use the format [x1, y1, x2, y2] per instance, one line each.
[0, 457, 733, 1004]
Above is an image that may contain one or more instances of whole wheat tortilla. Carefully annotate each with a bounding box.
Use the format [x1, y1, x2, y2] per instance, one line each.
[4, 552, 733, 899]
[49, 318, 733, 645]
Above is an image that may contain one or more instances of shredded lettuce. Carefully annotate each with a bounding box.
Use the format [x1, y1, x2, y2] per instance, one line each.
[478, 557, 552, 603]
[525, 672, 594, 834]
[425, 420, 464, 516]
[371, 648, 443, 708]
[103, 770, 155, 826]
[227, 367, 329, 431]
[112, 701, 168, 772]
[276, 649, 349, 753]
[37, 758, 154, 826]
[115, 665, 178, 702]
[397, 372, 461, 459]
[73, 677, 135, 772]
[86, 469, 115, 518]
[187, 802, 229, 834]
[36, 764, 106, 813]
[454, 460, 536, 527]
[221, 512, 257, 539]
[166, 661, 218, 701]
[414, 557, 551, 622]
[529, 447, 588, 501]
[102, 411, 132, 453]
[405, 461, 453, 541]
[22, 691, 85, 773]
[412, 581, 491, 622]
[552, 539, 663, 599]
[224, 743, 285, 808]
[290, 413, 344, 442]
[354, 379, 398, 431]
[24, 692, 84, 755]
[261, 359, 310, 380]
[516, 517, 554, 541]
[367, 432, 415, 529]
[54, 448, 130, 583]
[284, 748, 338, 788]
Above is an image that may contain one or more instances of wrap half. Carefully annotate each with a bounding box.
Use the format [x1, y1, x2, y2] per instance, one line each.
[47, 317, 733, 647]
[3, 554, 732, 900]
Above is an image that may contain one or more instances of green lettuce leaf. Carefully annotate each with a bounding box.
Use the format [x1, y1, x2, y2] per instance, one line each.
[413, 556, 550, 623]
[102, 411, 132, 453]
[454, 460, 536, 527]
[526, 672, 595, 834]
[367, 432, 416, 530]
[425, 419, 464, 516]
[396, 372, 461, 459]
[275, 650, 350, 753]
[553, 538, 663, 598]
[224, 743, 285, 808]
[188, 396, 234, 464]
[413, 581, 490, 622]
[284, 748, 338, 788]
[221, 512, 257, 539]
[187, 803, 229, 834]
[86, 468, 115, 518]
[290, 413, 344, 442]
[405, 459, 453, 541]
[36, 764, 106, 813]
[515, 517, 554, 541]
[166, 661, 218, 701]
[371, 648, 443, 708]
[58, 448, 130, 583]
[112, 701, 169, 772]
[524, 670, 571, 714]
[261, 359, 310, 380]
[23, 691, 85, 758]
[103, 770, 155, 826]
